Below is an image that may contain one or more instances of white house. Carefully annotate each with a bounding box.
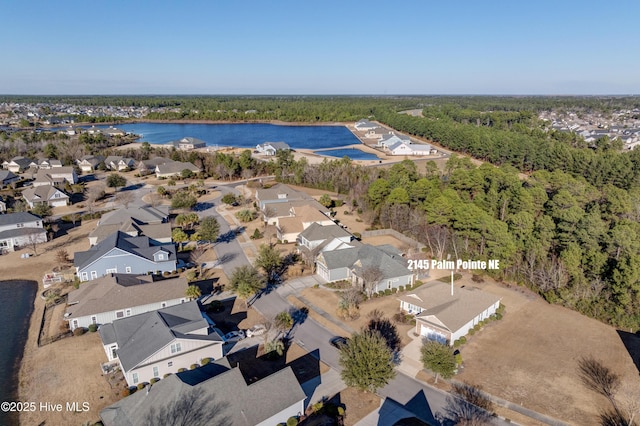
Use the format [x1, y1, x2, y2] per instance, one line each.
[99, 301, 224, 387]
[275, 204, 335, 242]
[387, 141, 433, 156]
[32, 167, 78, 187]
[256, 141, 290, 156]
[22, 185, 70, 208]
[398, 281, 501, 345]
[0, 212, 47, 252]
[166, 137, 207, 150]
[378, 134, 412, 150]
[65, 274, 189, 331]
[354, 119, 380, 131]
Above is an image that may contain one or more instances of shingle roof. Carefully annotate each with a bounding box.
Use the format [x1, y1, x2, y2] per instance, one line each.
[156, 161, 200, 175]
[0, 170, 18, 182]
[100, 364, 305, 426]
[321, 243, 411, 281]
[99, 301, 221, 372]
[74, 231, 176, 270]
[299, 223, 352, 242]
[23, 185, 69, 202]
[0, 212, 41, 227]
[65, 274, 188, 320]
[98, 206, 168, 226]
[398, 281, 501, 333]
[256, 183, 307, 203]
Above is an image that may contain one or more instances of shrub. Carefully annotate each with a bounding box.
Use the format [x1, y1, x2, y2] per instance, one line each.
[413, 280, 424, 288]
[201, 358, 211, 366]
[150, 378, 159, 384]
[454, 339, 461, 348]
[313, 284, 319, 288]
[286, 417, 299, 426]
[163, 271, 171, 277]
[352, 232, 362, 240]
[384, 289, 392, 296]
[251, 228, 263, 240]
[459, 336, 467, 344]
[190, 364, 199, 370]
[495, 313, 503, 320]
[393, 312, 409, 324]
[207, 300, 224, 313]
[312, 402, 324, 413]
[472, 274, 484, 283]
[163, 373, 172, 378]
[398, 285, 405, 292]
[88, 324, 98, 333]
[372, 292, 378, 298]
[178, 368, 187, 373]
[122, 388, 131, 397]
[221, 193, 237, 205]
[137, 383, 145, 390]
[455, 353, 463, 366]
[469, 329, 476, 336]
[73, 327, 85, 336]
[343, 210, 351, 215]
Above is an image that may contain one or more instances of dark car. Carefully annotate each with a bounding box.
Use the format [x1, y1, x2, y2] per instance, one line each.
[330, 336, 349, 349]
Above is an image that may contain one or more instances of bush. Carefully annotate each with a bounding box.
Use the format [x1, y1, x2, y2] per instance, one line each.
[454, 339, 461, 348]
[313, 284, 319, 288]
[286, 417, 299, 426]
[469, 328, 476, 336]
[73, 327, 85, 336]
[163, 271, 171, 277]
[137, 383, 145, 390]
[393, 312, 409, 324]
[384, 289, 392, 296]
[343, 210, 351, 215]
[352, 232, 361, 240]
[163, 373, 172, 378]
[206, 300, 224, 313]
[122, 388, 131, 397]
[459, 336, 467, 344]
[150, 378, 159, 384]
[178, 368, 187, 373]
[190, 364, 199, 370]
[398, 285, 405, 292]
[472, 274, 485, 283]
[495, 312, 503, 320]
[413, 280, 424, 288]
[221, 193, 237, 205]
[251, 228, 263, 240]
[88, 324, 98, 333]
[455, 353, 463, 366]
[201, 358, 211, 366]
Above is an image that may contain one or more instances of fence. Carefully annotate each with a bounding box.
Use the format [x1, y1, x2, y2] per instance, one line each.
[361, 228, 425, 251]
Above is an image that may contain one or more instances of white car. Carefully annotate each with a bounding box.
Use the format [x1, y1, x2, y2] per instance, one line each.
[223, 331, 245, 342]
[245, 324, 266, 338]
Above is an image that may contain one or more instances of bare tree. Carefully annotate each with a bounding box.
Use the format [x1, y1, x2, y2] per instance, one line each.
[535, 256, 569, 292]
[359, 265, 385, 298]
[144, 388, 231, 426]
[443, 382, 495, 425]
[25, 231, 45, 256]
[116, 190, 135, 208]
[55, 249, 71, 266]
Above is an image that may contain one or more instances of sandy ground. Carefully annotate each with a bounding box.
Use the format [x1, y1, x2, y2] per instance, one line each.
[298, 273, 640, 425]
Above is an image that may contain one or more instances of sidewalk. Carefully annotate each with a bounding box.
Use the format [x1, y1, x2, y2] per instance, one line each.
[300, 369, 346, 409]
[397, 330, 423, 378]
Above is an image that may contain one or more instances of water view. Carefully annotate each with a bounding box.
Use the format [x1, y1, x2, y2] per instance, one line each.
[0, 280, 37, 426]
[94, 123, 361, 150]
[315, 148, 380, 161]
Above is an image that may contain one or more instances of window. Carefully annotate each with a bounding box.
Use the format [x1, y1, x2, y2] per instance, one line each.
[132, 373, 138, 384]
[170, 343, 182, 354]
[167, 361, 173, 367]
[16, 223, 23, 228]
[161, 302, 167, 308]
[387, 281, 392, 289]
[126, 309, 131, 317]
[111, 345, 117, 359]
[72, 319, 78, 329]
[81, 272, 88, 281]
[90, 271, 97, 279]
[106, 268, 117, 274]
[91, 316, 97, 325]
[116, 311, 124, 319]
[153, 366, 159, 378]
[125, 266, 132, 273]
[157, 253, 164, 260]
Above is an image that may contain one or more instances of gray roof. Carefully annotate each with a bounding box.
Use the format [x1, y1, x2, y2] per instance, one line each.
[0, 212, 42, 227]
[256, 183, 307, 203]
[99, 301, 221, 372]
[22, 185, 69, 202]
[322, 243, 411, 280]
[398, 281, 501, 333]
[100, 364, 305, 426]
[167, 137, 207, 148]
[259, 141, 290, 150]
[299, 223, 352, 242]
[9, 156, 32, 168]
[0, 170, 19, 183]
[65, 274, 188, 320]
[263, 199, 329, 218]
[156, 161, 200, 175]
[0, 227, 46, 240]
[74, 231, 176, 270]
[98, 206, 168, 226]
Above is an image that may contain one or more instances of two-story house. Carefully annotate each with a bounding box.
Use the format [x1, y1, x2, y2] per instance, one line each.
[0, 212, 47, 252]
[74, 231, 177, 281]
[88, 205, 171, 246]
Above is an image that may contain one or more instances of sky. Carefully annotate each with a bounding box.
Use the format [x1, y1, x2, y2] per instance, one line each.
[2, 0, 639, 95]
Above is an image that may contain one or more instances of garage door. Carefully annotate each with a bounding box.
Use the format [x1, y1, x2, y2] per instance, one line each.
[420, 326, 447, 345]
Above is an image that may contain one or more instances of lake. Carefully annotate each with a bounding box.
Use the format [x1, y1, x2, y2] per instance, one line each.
[0, 280, 37, 426]
[315, 148, 381, 161]
[93, 123, 361, 150]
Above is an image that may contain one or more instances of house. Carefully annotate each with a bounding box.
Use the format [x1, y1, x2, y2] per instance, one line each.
[88, 205, 171, 246]
[32, 166, 78, 187]
[262, 199, 330, 225]
[275, 204, 335, 242]
[100, 363, 305, 426]
[99, 301, 224, 387]
[32, 158, 62, 169]
[378, 134, 412, 150]
[316, 242, 414, 292]
[255, 183, 308, 209]
[0, 212, 47, 252]
[4, 156, 32, 173]
[256, 141, 291, 156]
[22, 185, 70, 208]
[297, 223, 354, 253]
[65, 274, 190, 331]
[354, 119, 380, 131]
[364, 128, 390, 139]
[0, 170, 19, 188]
[166, 137, 207, 150]
[137, 157, 172, 176]
[398, 281, 501, 345]
[74, 231, 177, 281]
[387, 141, 433, 156]
[77, 155, 105, 172]
[104, 156, 136, 171]
[155, 161, 200, 179]
[101, 126, 126, 137]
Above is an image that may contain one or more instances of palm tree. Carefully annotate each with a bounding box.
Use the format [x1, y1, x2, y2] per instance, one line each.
[185, 285, 202, 301]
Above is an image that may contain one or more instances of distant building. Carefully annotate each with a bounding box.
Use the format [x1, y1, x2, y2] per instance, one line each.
[155, 161, 200, 179]
[256, 141, 290, 156]
[77, 155, 105, 172]
[22, 184, 70, 208]
[0, 170, 19, 188]
[166, 137, 207, 150]
[0, 212, 47, 252]
[354, 119, 380, 131]
[89, 205, 171, 246]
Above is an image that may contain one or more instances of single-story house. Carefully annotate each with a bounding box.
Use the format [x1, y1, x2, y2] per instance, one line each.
[31, 158, 62, 169]
[77, 155, 105, 172]
[104, 156, 136, 171]
[88, 205, 171, 246]
[275, 204, 335, 242]
[387, 141, 433, 156]
[398, 281, 501, 345]
[297, 223, 354, 253]
[166, 137, 207, 150]
[0, 212, 47, 252]
[137, 157, 172, 176]
[65, 273, 190, 331]
[101, 126, 126, 137]
[262, 199, 330, 226]
[378, 134, 412, 150]
[256, 141, 290, 156]
[256, 183, 308, 209]
[316, 242, 414, 292]
[155, 161, 200, 179]
[74, 231, 177, 282]
[3, 156, 32, 173]
[99, 301, 224, 387]
[354, 119, 380, 131]
[0, 170, 19, 188]
[100, 363, 306, 426]
[22, 185, 70, 208]
[32, 166, 78, 187]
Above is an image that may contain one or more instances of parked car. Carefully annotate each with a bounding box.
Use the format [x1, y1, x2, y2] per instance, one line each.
[329, 336, 349, 349]
[223, 330, 246, 342]
[246, 324, 267, 338]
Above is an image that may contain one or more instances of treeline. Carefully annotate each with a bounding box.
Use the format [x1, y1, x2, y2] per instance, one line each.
[278, 156, 640, 330]
[376, 111, 640, 191]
